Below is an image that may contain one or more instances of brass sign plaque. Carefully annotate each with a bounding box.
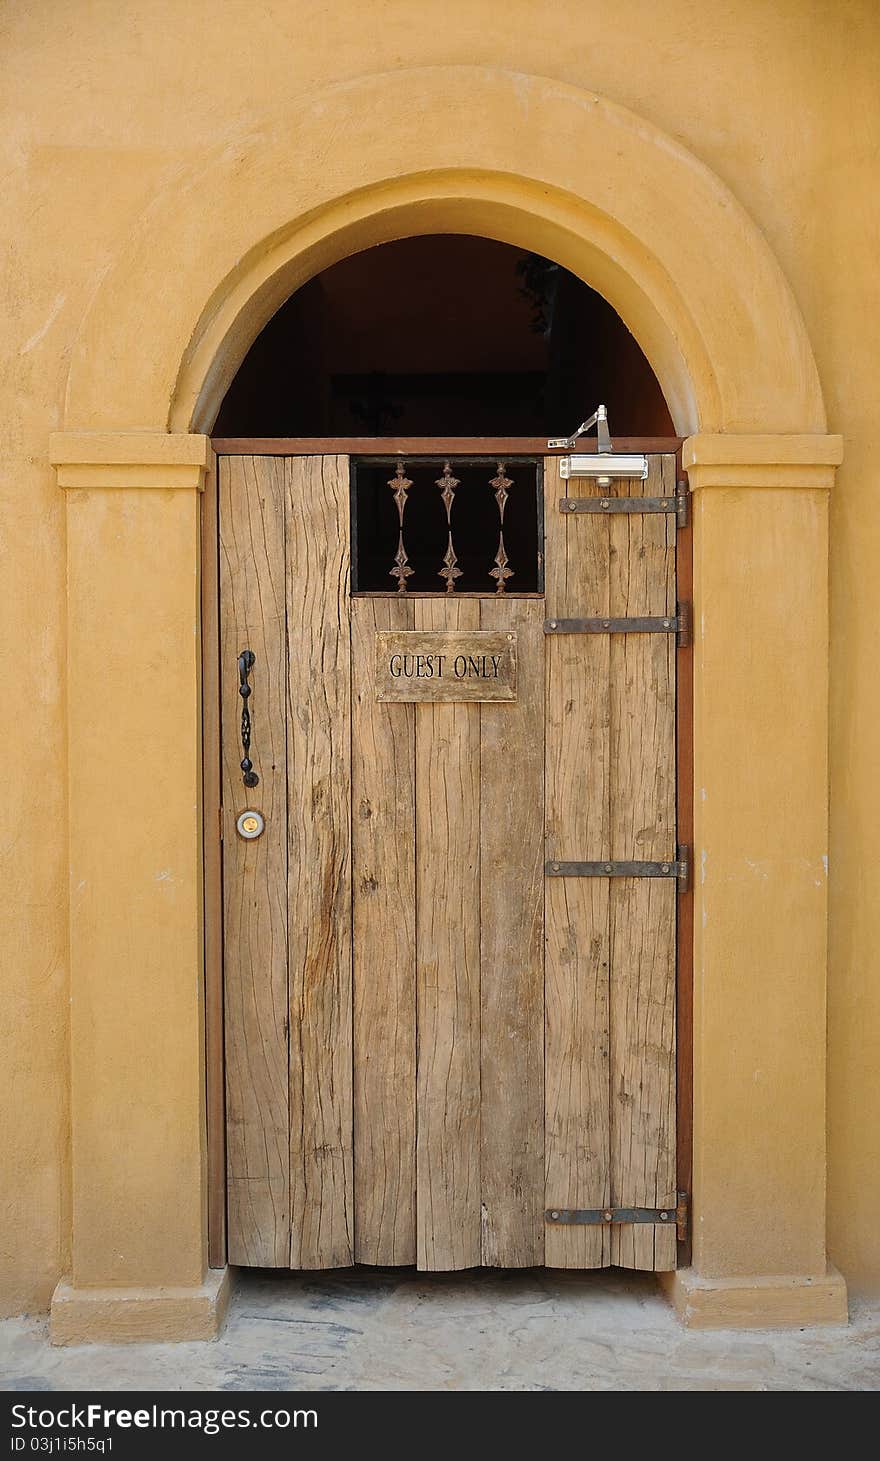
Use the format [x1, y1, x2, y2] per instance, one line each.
[375, 629, 517, 703]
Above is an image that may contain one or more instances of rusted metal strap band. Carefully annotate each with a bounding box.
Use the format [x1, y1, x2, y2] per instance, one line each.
[545, 615, 676, 634]
[545, 852, 688, 883]
[559, 494, 688, 525]
[545, 605, 690, 646]
[546, 1196, 688, 1241]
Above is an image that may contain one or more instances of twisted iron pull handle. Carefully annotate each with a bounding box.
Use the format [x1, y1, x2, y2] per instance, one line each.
[238, 650, 259, 788]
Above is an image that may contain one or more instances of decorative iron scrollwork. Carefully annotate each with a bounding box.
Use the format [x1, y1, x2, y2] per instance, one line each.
[238, 649, 259, 788]
[351, 455, 541, 594]
[489, 462, 514, 593]
[388, 460, 414, 593]
[436, 461, 462, 592]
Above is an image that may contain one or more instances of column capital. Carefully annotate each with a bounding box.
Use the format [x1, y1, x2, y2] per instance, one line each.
[683, 433, 844, 491]
[50, 431, 211, 491]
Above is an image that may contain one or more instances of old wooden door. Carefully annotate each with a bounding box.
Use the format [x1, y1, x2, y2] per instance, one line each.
[219, 449, 681, 1271]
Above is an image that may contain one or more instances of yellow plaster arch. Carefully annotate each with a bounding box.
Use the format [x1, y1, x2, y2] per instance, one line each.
[51, 64, 848, 1340]
[62, 66, 826, 437]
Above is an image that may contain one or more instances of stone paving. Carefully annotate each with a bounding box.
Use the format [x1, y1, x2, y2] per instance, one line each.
[1, 1269, 878, 1392]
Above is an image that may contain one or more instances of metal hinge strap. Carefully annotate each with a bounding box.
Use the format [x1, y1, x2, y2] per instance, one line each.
[558, 493, 689, 524]
[677, 481, 689, 527]
[676, 600, 691, 648]
[546, 846, 689, 886]
[546, 1193, 689, 1242]
[545, 615, 675, 634]
[545, 606, 690, 648]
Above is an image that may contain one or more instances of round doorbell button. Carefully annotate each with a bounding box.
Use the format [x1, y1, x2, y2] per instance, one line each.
[236, 809, 265, 840]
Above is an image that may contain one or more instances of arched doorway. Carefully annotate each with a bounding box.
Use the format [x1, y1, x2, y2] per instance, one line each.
[210, 234, 687, 1275]
[49, 69, 845, 1340]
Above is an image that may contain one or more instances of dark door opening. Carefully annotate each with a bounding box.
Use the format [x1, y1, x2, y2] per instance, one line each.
[212, 235, 674, 438]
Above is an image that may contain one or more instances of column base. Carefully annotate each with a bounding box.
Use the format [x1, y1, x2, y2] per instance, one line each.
[661, 1265, 848, 1330]
[50, 1267, 231, 1346]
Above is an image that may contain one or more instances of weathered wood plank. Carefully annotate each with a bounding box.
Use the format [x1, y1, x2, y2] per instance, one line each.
[415, 597, 481, 1270]
[220, 455, 290, 1266]
[351, 596, 417, 1264]
[479, 597, 544, 1266]
[202, 449, 227, 1269]
[609, 455, 677, 1272]
[286, 455, 354, 1269]
[543, 457, 611, 1270]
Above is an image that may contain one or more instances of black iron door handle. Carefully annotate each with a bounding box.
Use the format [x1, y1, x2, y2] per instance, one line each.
[238, 650, 259, 788]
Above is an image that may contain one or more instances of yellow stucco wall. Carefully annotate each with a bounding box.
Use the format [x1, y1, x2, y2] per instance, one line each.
[2, 0, 878, 1314]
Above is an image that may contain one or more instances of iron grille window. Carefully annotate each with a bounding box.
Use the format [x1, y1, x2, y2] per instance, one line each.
[351, 457, 543, 595]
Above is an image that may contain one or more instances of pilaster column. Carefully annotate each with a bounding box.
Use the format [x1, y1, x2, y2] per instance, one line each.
[48, 432, 228, 1344]
[666, 433, 848, 1327]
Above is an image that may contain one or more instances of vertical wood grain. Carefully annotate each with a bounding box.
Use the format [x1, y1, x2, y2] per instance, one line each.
[286, 455, 354, 1269]
[675, 452, 695, 1263]
[543, 457, 611, 1269]
[479, 597, 544, 1266]
[609, 455, 678, 1271]
[351, 596, 417, 1264]
[219, 445, 678, 1275]
[220, 455, 290, 1266]
[415, 597, 481, 1270]
[202, 449, 226, 1268]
